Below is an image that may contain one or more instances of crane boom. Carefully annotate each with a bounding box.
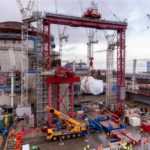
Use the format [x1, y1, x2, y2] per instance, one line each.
[45, 106, 81, 125]
[16, 0, 35, 19]
[16, 0, 25, 19]
[25, 0, 35, 18]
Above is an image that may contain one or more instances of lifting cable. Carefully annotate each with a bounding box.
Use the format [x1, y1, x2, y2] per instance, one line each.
[100, 0, 121, 22]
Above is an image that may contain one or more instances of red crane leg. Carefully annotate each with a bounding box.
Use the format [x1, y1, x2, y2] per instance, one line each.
[117, 29, 126, 115]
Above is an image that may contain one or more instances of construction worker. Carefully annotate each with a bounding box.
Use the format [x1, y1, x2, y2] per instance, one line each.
[121, 138, 123, 144]
[14, 138, 16, 145]
[129, 143, 132, 150]
[146, 138, 148, 147]
[101, 144, 103, 150]
[107, 132, 109, 137]
[143, 138, 146, 148]
[123, 142, 127, 150]
[87, 144, 90, 149]
[140, 128, 143, 133]
[97, 145, 101, 150]
[84, 147, 86, 150]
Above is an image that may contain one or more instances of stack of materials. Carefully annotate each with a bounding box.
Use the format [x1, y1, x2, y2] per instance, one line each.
[124, 113, 141, 124]
[76, 111, 85, 119]
[119, 129, 141, 145]
[29, 114, 34, 128]
[110, 129, 141, 146]
[86, 104, 99, 111]
[129, 117, 141, 127]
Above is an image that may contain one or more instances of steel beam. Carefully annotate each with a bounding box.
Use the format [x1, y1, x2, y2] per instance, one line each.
[117, 30, 125, 113]
[46, 77, 80, 83]
[43, 21, 50, 71]
[45, 13, 127, 30]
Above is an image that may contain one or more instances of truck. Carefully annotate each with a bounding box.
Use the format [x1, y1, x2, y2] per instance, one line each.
[45, 106, 87, 141]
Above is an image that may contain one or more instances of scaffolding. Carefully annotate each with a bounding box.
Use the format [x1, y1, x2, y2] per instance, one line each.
[103, 30, 117, 106]
[36, 11, 45, 126]
[106, 48, 116, 106]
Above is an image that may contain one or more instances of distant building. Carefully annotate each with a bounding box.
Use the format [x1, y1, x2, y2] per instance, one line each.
[147, 61, 150, 72]
[64, 62, 88, 70]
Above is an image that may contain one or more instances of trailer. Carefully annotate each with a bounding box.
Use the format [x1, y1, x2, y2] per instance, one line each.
[95, 117, 126, 132]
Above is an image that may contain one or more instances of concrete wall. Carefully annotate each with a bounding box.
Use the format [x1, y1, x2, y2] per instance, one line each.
[0, 73, 37, 108]
[0, 39, 34, 49]
[0, 89, 21, 107]
[0, 39, 34, 72]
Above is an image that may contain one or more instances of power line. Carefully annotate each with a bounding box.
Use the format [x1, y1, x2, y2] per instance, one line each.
[100, 0, 121, 22]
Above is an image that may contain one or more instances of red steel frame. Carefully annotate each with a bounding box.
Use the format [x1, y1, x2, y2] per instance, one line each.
[43, 13, 127, 122]
[117, 30, 126, 113]
[43, 21, 51, 71]
[46, 77, 80, 127]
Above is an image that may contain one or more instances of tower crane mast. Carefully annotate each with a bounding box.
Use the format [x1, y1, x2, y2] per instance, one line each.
[103, 30, 117, 107]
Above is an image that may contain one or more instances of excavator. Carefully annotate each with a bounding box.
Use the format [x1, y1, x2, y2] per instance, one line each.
[44, 106, 87, 141]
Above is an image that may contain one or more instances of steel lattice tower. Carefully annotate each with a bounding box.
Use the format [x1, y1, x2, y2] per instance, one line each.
[36, 11, 45, 126]
[103, 30, 117, 106]
[106, 48, 115, 106]
[21, 24, 28, 106]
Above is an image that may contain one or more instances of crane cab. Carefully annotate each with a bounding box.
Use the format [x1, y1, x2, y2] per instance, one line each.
[82, 1, 102, 19]
[47, 128, 62, 141]
[47, 129, 53, 140]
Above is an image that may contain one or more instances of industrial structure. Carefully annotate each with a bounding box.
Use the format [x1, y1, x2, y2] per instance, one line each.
[1, 1, 150, 150]
[0, 20, 56, 108]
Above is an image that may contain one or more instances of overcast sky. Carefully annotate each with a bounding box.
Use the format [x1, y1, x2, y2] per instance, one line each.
[0, 0, 150, 73]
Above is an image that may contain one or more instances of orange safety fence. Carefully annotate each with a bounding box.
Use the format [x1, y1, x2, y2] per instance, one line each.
[9, 126, 41, 137]
[14, 134, 22, 150]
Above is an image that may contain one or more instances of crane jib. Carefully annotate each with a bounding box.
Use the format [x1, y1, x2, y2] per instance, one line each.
[59, 113, 70, 120]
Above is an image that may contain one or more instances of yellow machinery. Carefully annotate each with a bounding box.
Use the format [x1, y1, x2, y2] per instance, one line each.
[45, 106, 87, 141]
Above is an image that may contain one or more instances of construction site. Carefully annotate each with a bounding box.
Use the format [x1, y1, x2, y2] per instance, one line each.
[0, 0, 150, 150]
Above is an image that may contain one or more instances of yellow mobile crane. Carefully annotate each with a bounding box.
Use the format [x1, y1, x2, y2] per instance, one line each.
[44, 106, 87, 141]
